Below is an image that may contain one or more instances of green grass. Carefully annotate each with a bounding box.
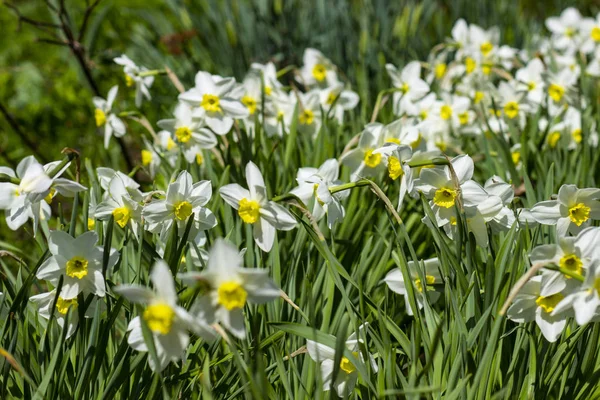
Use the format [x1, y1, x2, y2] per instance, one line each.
[1, 0, 600, 399]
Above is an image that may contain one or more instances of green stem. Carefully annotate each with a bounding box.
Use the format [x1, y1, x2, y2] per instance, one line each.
[544, 265, 585, 282]
[48, 153, 77, 179]
[137, 69, 167, 78]
[407, 157, 450, 168]
[328, 180, 370, 194]
[0, 174, 20, 185]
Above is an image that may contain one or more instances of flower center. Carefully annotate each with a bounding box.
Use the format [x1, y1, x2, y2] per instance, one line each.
[385, 137, 401, 145]
[44, 188, 56, 204]
[511, 150, 521, 165]
[592, 27, 600, 42]
[433, 187, 457, 208]
[535, 293, 564, 314]
[201, 94, 221, 113]
[112, 206, 131, 228]
[174, 200, 193, 221]
[504, 101, 519, 119]
[313, 184, 325, 206]
[242, 95, 257, 114]
[56, 297, 78, 315]
[458, 112, 469, 125]
[568, 203, 591, 226]
[465, 57, 476, 74]
[547, 131, 561, 148]
[474, 91, 484, 104]
[440, 105, 453, 120]
[95, 109, 107, 127]
[480, 41, 493, 56]
[388, 156, 403, 180]
[88, 218, 96, 230]
[238, 198, 260, 224]
[175, 126, 193, 143]
[400, 82, 410, 94]
[363, 149, 381, 168]
[217, 281, 248, 310]
[548, 84, 565, 102]
[299, 109, 314, 125]
[435, 63, 446, 78]
[572, 129, 582, 144]
[527, 81, 536, 91]
[66, 256, 89, 279]
[340, 352, 358, 374]
[312, 64, 327, 82]
[559, 254, 583, 278]
[414, 275, 436, 293]
[264, 85, 272, 96]
[125, 74, 135, 87]
[143, 303, 175, 335]
[166, 137, 176, 151]
[141, 150, 153, 166]
[196, 152, 204, 165]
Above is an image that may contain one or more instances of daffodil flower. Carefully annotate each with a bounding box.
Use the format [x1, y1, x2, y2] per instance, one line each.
[497, 81, 530, 123]
[372, 143, 413, 210]
[515, 58, 546, 105]
[179, 71, 249, 135]
[552, 257, 600, 325]
[95, 175, 143, 232]
[290, 159, 348, 228]
[545, 7, 584, 51]
[483, 175, 516, 232]
[386, 61, 430, 115]
[143, 171, 217, 239]
[530, 184, 600, 236]
[114, 54, 154, 107]
[219, 162, 296, 252]
[92, 85, 126, 149]
[297, 48, 338, 88]
[115, 260, 215, 372]
[318, 83, 359, 124]
[306, 324, 378, 397]
[29, 289, 102, 339]
[157, 102, 217, 163]
[341, 123, 386, 181]
[36, 231, 118, 299]
[507, 275, 569, 342]
[384, 257, 442, 315]
[180, 239, 280, 339]
[296, 90, 322, 137]
[263, 89, 297, 137]
[531, 227, 600, 297]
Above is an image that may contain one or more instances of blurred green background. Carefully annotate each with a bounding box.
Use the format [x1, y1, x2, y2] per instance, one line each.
[0, 0, 596, 169]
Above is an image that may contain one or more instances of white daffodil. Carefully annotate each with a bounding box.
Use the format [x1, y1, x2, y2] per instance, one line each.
[530, 227, 600, 298]
[466, 23, 500, 58]
[382, 118, 421, 148]
[298, 48, 338, 88]
[114, 54, 154, 107]
[179, 71, 249, 135]
[290, 159, 347, 228]
[219, 162, 296, 252]
[530, 184, 600, 236]
[306, 324, 378, 397]
[157, 102, 217, 163]
[0, 157, 52, 232]
[546, 68, 577, 104]
[497, 81, 530, 123]
[384, 257, 442, 315]
[515, 58, 545, 105]
[296, 90, 322, 137]
[29, 290, 100, 339]
[545, 7, 584, 51]
[318, 83, 359, 124]
[552, 258, 600, 326]
[483, 175, 516, 232]
[180, 239, 280, 339]
[143, 171, 216, 239]
[414, 155, 504, 247]
[580, 14, 600, 54]
[506, 275, 568, 342]
[386, 61, 430, 116]
[115, 260, 215, 372]
[450, 19, 470, 58]
[95, 175, 143, 232]
[435, 93, 471, 132]
[341, 123, 386, 181]
[263, 89, 297, 137]
[372, 143, 413, 210]
[36, 231, 118, 299]
[250, 62, 282, 95]
[93, 85, 126, 149]
[97, 167, 140, 192]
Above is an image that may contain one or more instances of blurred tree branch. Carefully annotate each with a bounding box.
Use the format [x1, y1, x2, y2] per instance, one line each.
[4, 0, 135, 171]
[0, 101, 49, 164]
